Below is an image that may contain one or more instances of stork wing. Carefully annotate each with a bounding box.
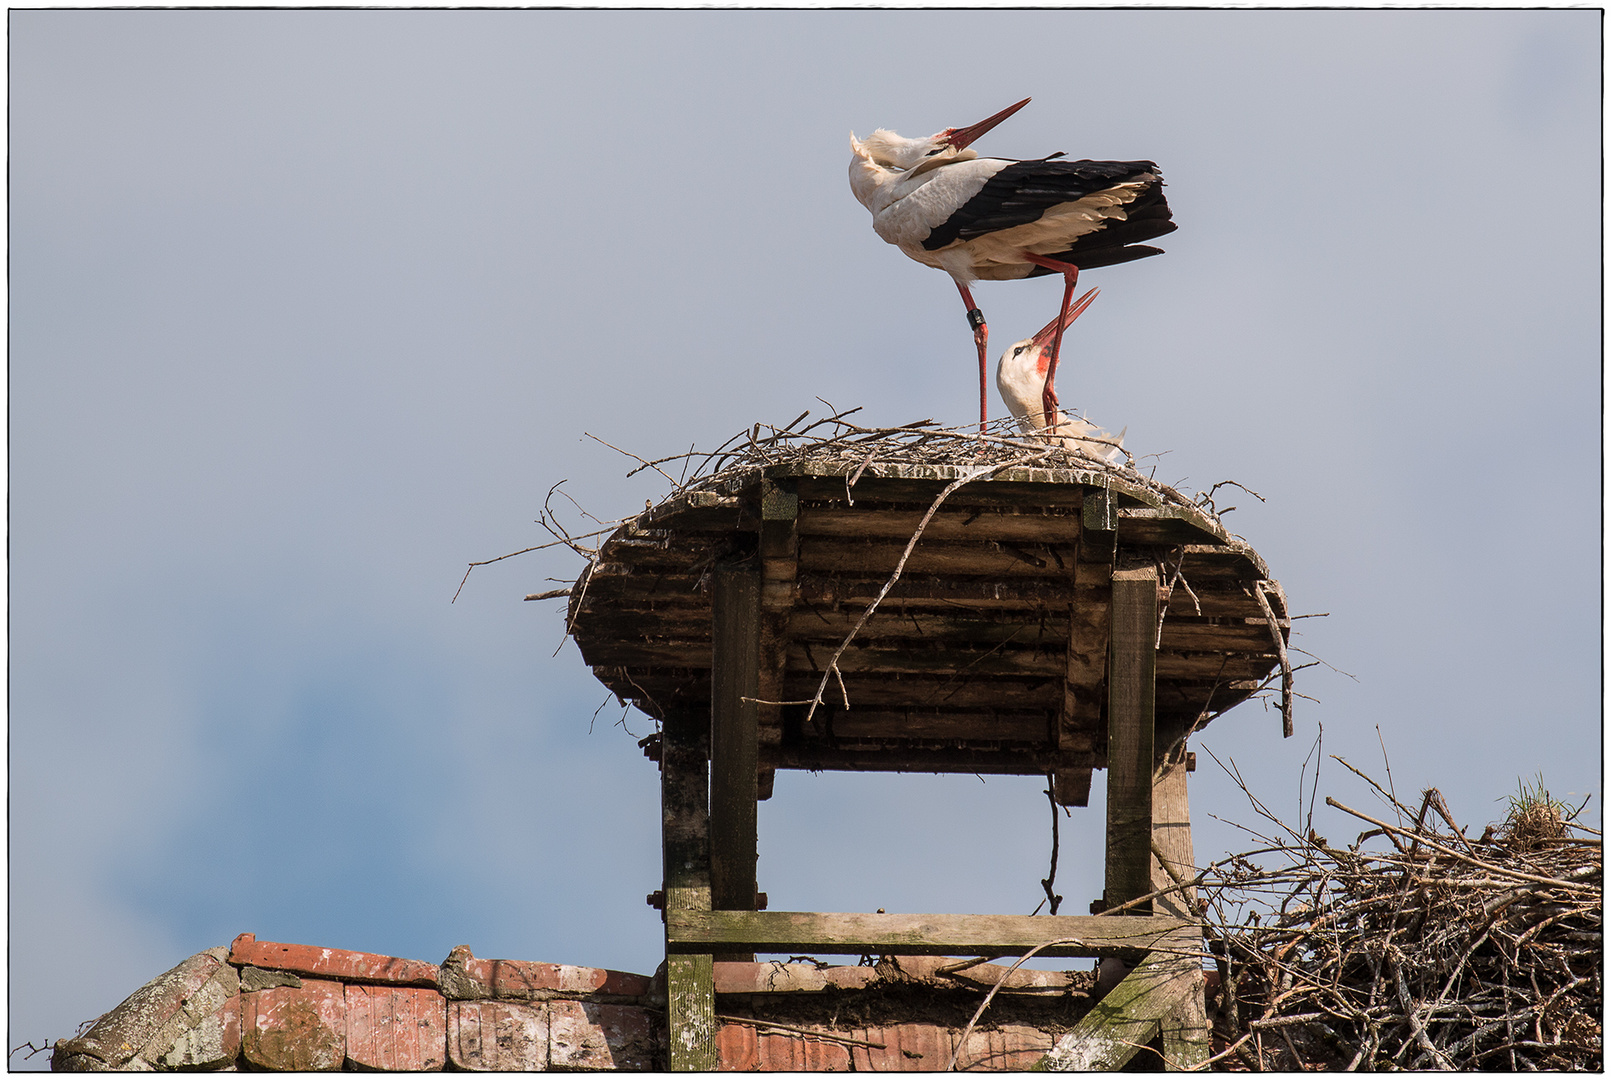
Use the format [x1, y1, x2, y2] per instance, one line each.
[922, 158, 1177, 268]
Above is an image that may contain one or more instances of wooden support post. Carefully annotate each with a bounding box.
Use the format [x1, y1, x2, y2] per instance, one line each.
[1106, 564, 1157, 911]
[710, 565, 760, 963]
[756, 480, 799, 803]
[1058, 485, 1116, 807]
[661, 706, 717, 1071]
[1039, 927, 1203, 1070]
[1153, 713, 1209, 1069]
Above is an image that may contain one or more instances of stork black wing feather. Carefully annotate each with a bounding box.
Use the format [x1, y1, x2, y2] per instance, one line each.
[922, 158, 1175, 258]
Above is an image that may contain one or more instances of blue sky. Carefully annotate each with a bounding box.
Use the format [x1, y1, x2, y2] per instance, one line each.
[9, 9, 1601, 1059]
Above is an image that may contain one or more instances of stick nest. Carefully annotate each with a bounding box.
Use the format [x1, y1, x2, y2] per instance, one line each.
[604, 406, 1230, 522]
[1199, 766, 1602, 1071]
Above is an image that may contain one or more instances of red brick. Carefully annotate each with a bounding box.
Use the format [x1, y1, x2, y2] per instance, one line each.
[714, 960, 876, 994]
[852, 1023, 957, 1071]
[548, 1000, 658, 1070]
[716, 1021, 852, 1071]
[229, 933, 439, 987]
[447, 1000, 548, 1070]
[344, 985, 447, 1071]
[242, 978, 346, 1071]
[951, 1023, 1055, 1071]
[440, 945, 650, 1000]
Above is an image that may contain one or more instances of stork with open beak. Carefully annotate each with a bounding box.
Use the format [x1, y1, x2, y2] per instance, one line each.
[849, 97, 1174, 433]
[996, 287, 1125, 464]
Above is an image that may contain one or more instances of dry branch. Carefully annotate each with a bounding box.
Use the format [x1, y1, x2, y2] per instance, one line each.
[1196, 770, 1601, 1071]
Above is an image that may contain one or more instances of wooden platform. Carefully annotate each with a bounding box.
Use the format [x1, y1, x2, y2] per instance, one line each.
[566, 454, 1287, 1070]
[569, 457, 1289, 805]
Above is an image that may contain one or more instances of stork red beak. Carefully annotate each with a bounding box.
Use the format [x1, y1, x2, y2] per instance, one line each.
[941, 97, 1032, 151]
[1030, 287, 1101, 350]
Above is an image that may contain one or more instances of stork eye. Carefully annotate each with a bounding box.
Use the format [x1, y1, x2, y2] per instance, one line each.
[925, 148, 946, 157]
[1012, 345, 1028, 357]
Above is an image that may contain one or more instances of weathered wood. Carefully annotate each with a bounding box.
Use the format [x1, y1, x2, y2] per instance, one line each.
[779, 673, 1062, 711]
[571, 465, 1286, 774]
[757, 480, 799, 786]
[797, 536, 1081, 578]
[787, 641, 1066, 677]
[788, 607, 1069, 646]
[818, 709, 1050, 743]
[1151, 715, 1197, 921]
[796, 574, 1090, 609]
[1039, 930, 1204, 1070]
[665, 954, 718, 1071]
[661, 706, 716, 1070]
[709, 565, 759, 959]
[797, 503, 1084, 543]
[1106, 565, 1158, 910]
[759, 745, 1095, 776]
[667, 910, 1191, 958]
[1059, 487, 1113, 807]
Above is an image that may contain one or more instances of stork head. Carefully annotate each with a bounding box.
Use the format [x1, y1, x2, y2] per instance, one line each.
[850, 97, 1031, 180]
[995, 288, 1100, 423]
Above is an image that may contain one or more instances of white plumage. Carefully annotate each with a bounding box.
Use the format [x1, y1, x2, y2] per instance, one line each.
[996, 288, 1125, 465]
[848, 98, 1175, 433]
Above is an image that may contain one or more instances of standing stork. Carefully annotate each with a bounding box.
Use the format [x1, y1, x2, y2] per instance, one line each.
[849, 98, 1175, 432]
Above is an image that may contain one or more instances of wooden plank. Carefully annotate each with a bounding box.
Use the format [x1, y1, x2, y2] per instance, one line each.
[1116, 507, 1224, 546]
[792, 475, 1092, 509]
[786, 641, 1066, 678]
[781, 673, 1063, 711]
[1154, 653, 1280, 680]
[661, 706, 716, 1070]
[819, 709, 1050, 743]
[709, 566, 759, 956]
[787, 607, 1068, 646]
[1039, 929, 1204, 1070]
[760, 745, 1094, 776]
[796, 536, 1080, 578]
[796, 574, 1088, 609]
[667, 910, 1191, 958]
[797, 503, 1083, 543]
[1106, 565, 1158, 911]
[1159, 621, 1284, 652]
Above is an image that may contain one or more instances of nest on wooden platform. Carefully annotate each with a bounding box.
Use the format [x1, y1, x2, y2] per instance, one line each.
[1195, 762, 1602, 1071]
[593, 405, 1227, 525]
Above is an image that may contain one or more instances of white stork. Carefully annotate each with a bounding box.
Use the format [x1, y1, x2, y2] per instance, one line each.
[849, 97, 1175, 432]
[996, 287, 1125, 464]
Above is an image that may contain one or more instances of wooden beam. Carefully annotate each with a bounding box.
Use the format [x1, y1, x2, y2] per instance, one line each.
[1153, 713, 1209, 1069]
[1059, 485, 1114, 806]
[660, 706, 717, 1070]
[1106, 564, 1158, 909]
[756, 481, 798, 802]
[709, 565, 759, 963]
[1038, 929, 1203, 1070]
[759, 745, 1094, 776]
[667, 910, 1190, 958]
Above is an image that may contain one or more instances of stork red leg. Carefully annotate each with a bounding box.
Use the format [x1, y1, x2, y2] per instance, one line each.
[1021, 253, 1083, 430]
[955, 281, 990, 434]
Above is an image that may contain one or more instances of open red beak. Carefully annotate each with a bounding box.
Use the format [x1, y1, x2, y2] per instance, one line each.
[940, 97, 1031, 151]
[1030, 288, 1101, 350]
